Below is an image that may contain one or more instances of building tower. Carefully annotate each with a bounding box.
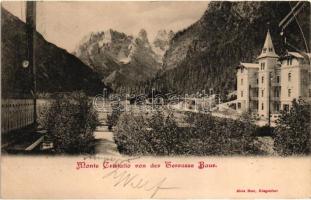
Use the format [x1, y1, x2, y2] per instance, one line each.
[257, 30, 279, 118]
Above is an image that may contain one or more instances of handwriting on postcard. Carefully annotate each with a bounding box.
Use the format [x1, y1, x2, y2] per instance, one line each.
[74, 157, 217, 198]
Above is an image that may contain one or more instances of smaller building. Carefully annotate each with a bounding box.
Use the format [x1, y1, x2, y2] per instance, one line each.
[236, 30, 311, 120]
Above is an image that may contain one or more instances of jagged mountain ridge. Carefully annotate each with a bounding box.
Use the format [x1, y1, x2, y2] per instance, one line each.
[157, 1, 310, 95]
[1, 7, 104, 98]
[152, 30, 174, 63]
[74, 29, 173, 91]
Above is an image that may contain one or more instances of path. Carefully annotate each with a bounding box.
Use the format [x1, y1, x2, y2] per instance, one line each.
[93, 112, 120, 156]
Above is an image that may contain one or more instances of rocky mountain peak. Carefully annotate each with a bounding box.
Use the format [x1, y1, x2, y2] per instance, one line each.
[74, 28, 163, 91]
[138, 29, 149, 42]
[151, 29, 174, 62]
[154, 30, 174, 42]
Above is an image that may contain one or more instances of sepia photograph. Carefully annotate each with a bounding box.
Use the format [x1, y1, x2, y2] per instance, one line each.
[1, 0, 311, 198]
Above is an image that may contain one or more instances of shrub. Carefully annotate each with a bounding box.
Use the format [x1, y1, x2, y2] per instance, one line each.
[114, 110, 182, 155]
[107, 109, 122, 130]
[274, 99, 311, 156]
[185, 112, 260, 155]
[41, 91, 99, 154]
[113, 111, 149, 155]
[147, 111, 183, 155]
[114, 110, 261, 156]
[256, 125, 274, 137]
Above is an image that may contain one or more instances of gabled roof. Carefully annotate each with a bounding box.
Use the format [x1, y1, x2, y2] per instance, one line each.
[257, 30, 279, 59]
[287, 51, 304, 58]
[280, 52, 311, 62]
[238, 62, 259, 69]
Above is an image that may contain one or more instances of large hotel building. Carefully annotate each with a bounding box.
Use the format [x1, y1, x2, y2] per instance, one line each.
[236, 30, 311, 119]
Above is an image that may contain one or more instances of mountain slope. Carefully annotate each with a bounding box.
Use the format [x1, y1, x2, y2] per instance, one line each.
[74, 29, 163, 91]
[158, 1, 310, 95]
[1, 7, 104, 98]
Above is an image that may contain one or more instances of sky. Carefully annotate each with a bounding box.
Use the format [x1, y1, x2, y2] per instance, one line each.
[2, 1, 209, 52]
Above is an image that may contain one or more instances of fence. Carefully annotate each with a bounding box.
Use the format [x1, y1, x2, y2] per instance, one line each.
[1, 99, 52, 134]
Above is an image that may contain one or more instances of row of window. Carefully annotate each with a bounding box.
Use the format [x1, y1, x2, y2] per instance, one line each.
[262, 47, 274, 54]
[260, 58, 293, 70]
[238, 102, 291, 112]
[242, 73, 290, 86]
[241, 89, 293, 98]
[241, 61, 294, 75]
[259, 89, 291, 97]
[260, 103, 288, 112]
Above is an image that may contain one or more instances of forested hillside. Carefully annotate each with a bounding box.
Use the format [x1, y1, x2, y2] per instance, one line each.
[1, 7, 104, 98]
[151, 1, 310, 96]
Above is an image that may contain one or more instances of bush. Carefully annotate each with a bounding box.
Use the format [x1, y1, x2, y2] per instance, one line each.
[274, 99, 311, 156]
[147, 111, 184, 155]
[185, 112, 260, 155]
[113, 111, 148, 155]
[107, 109, 122, 130]
[114, 110, 261, 156]
[256, 125, 274, 137]
[41, 91, 99, 154]
[114, 110, 183, 155]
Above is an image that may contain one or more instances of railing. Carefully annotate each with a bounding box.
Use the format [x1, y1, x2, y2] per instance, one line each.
[1, 99, 52, 134]
[250, 96, 258, 101]
[1, 99, 35, 134]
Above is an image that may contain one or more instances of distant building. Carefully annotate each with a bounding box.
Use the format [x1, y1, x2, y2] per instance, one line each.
[236, 30, 311, 119]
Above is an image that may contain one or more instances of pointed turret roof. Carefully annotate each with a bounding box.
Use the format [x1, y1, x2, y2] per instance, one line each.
[257, 30, 279, 59]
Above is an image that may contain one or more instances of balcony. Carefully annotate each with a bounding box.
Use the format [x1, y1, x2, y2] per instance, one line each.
[249, 83, 258, 88]
[271, 82, 281, 87]
[271, 96, 280, 101]
[250, 96, 258, 101]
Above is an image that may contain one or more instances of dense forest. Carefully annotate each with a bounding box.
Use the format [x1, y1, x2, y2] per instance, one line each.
[138, 1, 310, 97]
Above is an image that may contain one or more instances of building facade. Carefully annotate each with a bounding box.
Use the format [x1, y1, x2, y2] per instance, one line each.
[236, 30, 311, 119]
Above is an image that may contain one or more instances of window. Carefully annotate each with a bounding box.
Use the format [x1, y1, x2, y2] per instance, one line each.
[238, 103, 241, 109]
[261, 103, 264, 110]
[275, 103, 280, 112]
[276, 76, 280, 83]
[262, 76, 264, 83]
[263, 48, 267, 53]
[275, 89, 279, 98]
[269, 48, 273, 52]
[256, 79, 259, 84]
[287, 58, 293, 65]
[241, 91, 243, 97]
[283, 104, 289, 112]
[288, 89, 291, 97]
[241, 79, 243, 85]
[261, 62, 265, 70]
[241, 68, 244, 73]
[261, 90, 264, 97]
[288, 73, 291, 81]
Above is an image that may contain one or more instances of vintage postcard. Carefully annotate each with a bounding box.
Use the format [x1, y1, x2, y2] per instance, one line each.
[1, 0, 311, 199]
